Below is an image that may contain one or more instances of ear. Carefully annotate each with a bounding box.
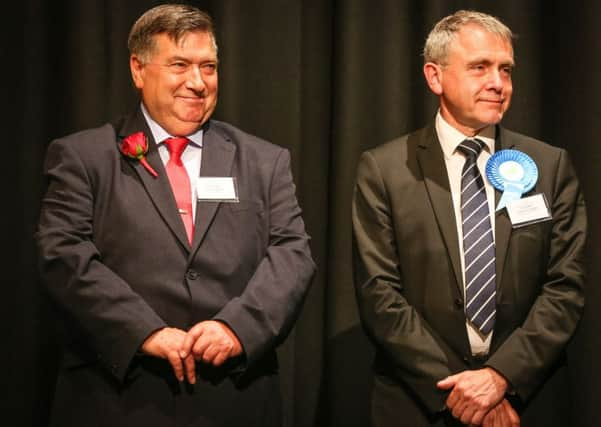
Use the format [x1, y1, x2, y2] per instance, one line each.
[423, 62, 443, 96]
[130, 55, 145, 90]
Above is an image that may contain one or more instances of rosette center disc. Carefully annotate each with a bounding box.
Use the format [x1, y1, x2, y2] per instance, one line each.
[498, 160, 524, 182]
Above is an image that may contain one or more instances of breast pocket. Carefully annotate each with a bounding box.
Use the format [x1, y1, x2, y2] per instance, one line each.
[228, 199, 264, 214]
[502, 222, 551, 308]
[203, 199, 267, 268]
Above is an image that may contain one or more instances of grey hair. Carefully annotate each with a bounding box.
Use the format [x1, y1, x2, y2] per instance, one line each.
[423, 10, 514, 65]
[128, 4, 217, 63]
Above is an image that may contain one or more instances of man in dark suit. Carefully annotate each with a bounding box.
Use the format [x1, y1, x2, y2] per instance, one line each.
[36, 4, 315, 427]
[352, 10, 586, 427]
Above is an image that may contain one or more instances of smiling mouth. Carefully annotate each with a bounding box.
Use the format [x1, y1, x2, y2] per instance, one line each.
[178, 96, 205, 103]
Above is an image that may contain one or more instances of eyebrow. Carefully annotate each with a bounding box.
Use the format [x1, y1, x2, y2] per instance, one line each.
[467, 58, 515, 67]
[166, 54, 219, 63]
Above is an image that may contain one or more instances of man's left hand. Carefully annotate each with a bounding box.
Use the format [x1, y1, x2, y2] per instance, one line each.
[437, 367, 508, 425]
[180, 321, 243, 369]
[481, 398, 520, 427]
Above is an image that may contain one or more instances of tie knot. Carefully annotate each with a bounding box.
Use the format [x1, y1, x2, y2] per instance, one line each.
[164, 137, 189, 160]
[457, 139, 485, 159]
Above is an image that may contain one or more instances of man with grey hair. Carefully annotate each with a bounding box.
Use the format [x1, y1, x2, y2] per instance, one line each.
[353, 10, 585, 427]
[37, 4, 315, 426]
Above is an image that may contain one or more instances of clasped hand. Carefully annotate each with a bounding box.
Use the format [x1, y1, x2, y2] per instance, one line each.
[437, 368, 519, 426]
[140, 320, 243, 384]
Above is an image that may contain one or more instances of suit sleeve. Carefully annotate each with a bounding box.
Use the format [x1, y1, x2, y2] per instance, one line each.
[486, 149, 586, 401]
[36, 139, 167, 381]
[352, 151, 459, 414]
[212, 148, 315, 366]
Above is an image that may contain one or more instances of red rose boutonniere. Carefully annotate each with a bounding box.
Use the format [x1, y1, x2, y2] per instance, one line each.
[120, 131, 158, 178]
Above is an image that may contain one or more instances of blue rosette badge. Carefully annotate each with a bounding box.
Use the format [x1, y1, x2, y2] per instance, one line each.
[485, 149, 538, 211]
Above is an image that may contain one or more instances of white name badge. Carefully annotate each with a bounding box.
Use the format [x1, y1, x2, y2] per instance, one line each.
[196, 177, 239, 202]
[505, 193, 552, 228]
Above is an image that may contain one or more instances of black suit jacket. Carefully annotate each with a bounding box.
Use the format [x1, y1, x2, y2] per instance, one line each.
[36, 108, 315, 427]
[352, 123, 586, 426]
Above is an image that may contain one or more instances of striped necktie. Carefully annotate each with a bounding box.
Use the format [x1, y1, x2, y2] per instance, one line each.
[458, 139, 496, 335]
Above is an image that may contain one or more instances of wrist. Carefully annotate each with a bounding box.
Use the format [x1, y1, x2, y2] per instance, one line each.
[485, 367, 508, 392]
[140, 326, 166, 354]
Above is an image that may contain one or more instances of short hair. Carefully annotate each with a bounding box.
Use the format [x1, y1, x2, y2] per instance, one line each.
[423, 10, 514, 65]
[128, 4, 217, 63]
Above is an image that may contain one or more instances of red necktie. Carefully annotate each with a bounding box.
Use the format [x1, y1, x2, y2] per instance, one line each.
[164, 137, 194, 244]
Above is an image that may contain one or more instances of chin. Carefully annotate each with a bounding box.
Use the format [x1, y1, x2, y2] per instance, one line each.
[477, 112, 505, 125]
[177, 112, 206, 123]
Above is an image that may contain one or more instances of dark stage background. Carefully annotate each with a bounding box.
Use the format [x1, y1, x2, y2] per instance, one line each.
[4, 1, 600, 426]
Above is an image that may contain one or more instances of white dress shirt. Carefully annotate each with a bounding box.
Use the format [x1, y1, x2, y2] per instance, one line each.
[435, 111, 496, 355]
[141, 103, 203, 220]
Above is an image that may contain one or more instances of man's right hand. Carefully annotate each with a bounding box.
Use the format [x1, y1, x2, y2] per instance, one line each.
[141, 327, 197, 384]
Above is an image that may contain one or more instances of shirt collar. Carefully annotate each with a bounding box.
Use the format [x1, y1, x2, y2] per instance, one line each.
[140, 103, 203, 147]
[435, 110, 495, 159]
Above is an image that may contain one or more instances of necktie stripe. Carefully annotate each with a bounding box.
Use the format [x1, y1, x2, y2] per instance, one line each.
[461, 191, 482, 210]
[466, 277, 496, 314]
[478, 309, 496, 330]
[462, 163, 477, 179]
[461, 145, 480, 155]
[466, 275, 496, 309]
[470, 292, 496, 320]
[465, 242, 495, 271]
[462, 199, 488, 222]
[463, 214, 489, 240]
[461, 176, 480, 194]
[464, 217, 491, 243]
[465, 248, 495, 275]
[465, 229, 494, 254]
[458, 138, 496, 335]
[465, 258, 495, 289]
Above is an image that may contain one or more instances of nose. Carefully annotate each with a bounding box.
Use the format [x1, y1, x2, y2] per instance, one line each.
[186, 65, 206, 92]
[488, 69, 503, 91]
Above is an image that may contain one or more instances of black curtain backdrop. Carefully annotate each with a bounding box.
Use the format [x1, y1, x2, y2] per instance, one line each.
[4, 1, 600, 426]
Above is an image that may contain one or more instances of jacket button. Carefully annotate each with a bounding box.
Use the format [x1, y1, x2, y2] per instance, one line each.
[454, 298, 463, 308]
[186, 269, 199, 280]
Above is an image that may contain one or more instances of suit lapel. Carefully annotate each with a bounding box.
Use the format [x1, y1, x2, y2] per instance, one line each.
[416, 125, 463, 294]
[493, 126, 515, 289]
[190, 122, 236, 255]
[115, 108, 191, 250]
